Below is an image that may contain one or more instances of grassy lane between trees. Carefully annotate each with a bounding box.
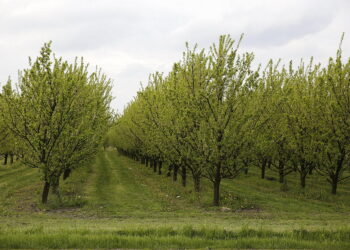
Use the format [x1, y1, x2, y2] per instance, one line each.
[0, 150, 349, 249]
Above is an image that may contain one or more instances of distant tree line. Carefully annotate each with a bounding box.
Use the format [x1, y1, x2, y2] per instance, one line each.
[109, 34, 350, 206]
[0, 42, 113, 203]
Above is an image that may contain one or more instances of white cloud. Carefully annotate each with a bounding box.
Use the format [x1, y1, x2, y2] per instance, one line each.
[0, 0, 349, 112]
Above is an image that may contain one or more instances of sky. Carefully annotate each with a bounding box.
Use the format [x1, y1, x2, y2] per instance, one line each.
[0, 0, 349, 113]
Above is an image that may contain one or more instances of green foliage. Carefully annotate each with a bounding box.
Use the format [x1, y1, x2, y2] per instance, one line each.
[0, 80, 18, 164]
[0, 42, 112, 203]
[109, 34, 350, 206]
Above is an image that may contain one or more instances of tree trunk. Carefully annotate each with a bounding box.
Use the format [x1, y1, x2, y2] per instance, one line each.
[181, 165, 186, 187]
[213, 165, 221, 206]
[166, 164, 171, 177]
[52, 178, 61, 201]
[173, 165, 178, 182]
[153, 160, 157, 173]
[243, 160, 249, 175]
[279, 172, 284, 183]
[330, 154, 345, 195]
[158, 161, 162, 175]
[309, 167, 313, 175]
[10, 154, 14, 164]
[63, 169, 71, 180]
[330, 156, 344, 195]
[193, 175, 201, 192]
[42, 181, 50, 204]
[261, 162, 266, 179]
[3, 153, 8, 165]
[145, 158, 149, 167]
[213, 180, 221, 206]
[214, 129, 223, 206]
[331, 177, 338, 195]
[300, 174, 306, 188]
[279, 161, 284, 183]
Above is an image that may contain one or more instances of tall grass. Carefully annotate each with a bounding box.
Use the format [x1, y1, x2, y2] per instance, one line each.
[0, 226, 349, 249]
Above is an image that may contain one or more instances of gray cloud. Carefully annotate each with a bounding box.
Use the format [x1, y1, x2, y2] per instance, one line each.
[245, 12, 335, 47]
[0, 0, 349, 112]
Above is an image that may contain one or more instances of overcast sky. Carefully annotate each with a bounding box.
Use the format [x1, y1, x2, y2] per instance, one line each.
[1, 0, 349, 112]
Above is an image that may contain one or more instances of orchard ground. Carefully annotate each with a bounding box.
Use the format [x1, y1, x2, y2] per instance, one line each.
[0, 149, 349, 249]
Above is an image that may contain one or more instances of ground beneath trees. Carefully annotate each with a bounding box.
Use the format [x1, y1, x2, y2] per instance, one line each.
[0, 150, 349, 248]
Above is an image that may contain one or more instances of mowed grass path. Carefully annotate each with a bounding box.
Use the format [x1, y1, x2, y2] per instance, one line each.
[86, 151, 165, 214]
[0, 162, 41, 214]
[0, 150, 350, 248]
[81, 150, 350, 229]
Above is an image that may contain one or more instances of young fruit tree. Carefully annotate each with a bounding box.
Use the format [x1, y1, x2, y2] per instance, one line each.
[0, 42, 112, 203]
[314, 43, 350, 194]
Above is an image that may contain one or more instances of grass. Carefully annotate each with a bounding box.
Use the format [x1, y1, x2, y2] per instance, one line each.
[1, 226, 350, 249]
[0, 150, 349, 248]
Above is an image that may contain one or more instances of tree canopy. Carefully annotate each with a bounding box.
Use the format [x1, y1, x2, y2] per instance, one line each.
[109, 34, 350, 206]
[0, 42, 113, 203]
